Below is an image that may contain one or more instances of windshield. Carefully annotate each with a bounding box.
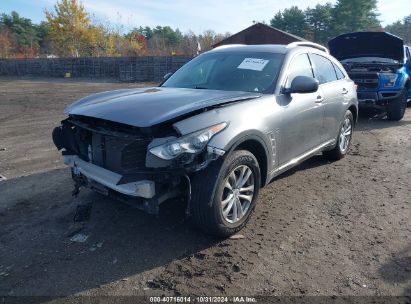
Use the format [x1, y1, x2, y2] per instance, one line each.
[341, 57, 399, 64]
[162, 52, 284, 93]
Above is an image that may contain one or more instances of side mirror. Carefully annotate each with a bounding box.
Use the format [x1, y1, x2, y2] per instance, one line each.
[163, 72, 173, 81]
[284, 76, 319, 94]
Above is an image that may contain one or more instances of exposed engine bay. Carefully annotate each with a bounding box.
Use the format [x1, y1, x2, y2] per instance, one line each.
[342, 63, 400, 74]
[342, 63, 403, 100]
[52, 115, 224, 215]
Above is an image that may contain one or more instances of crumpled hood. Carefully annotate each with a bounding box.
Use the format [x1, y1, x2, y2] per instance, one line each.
[328, 32, 404, 62]
[65, 87, 261, 127]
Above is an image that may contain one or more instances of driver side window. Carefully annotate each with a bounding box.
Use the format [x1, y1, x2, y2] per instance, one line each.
[286, 53, 314, 87]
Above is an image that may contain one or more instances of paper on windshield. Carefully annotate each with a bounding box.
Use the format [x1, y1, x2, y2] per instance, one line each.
[237, 58, 269, 71]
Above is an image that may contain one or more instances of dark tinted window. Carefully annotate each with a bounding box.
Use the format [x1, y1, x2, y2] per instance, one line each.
[285, 53, 314, 87]
[310, 54, 338, 84]
[162, 52, 284, 93]
[406, 47, 411, 60]
[333, 63, 345, 80]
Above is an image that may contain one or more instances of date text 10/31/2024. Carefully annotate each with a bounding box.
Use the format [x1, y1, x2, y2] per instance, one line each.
[149, 296, 257, 303]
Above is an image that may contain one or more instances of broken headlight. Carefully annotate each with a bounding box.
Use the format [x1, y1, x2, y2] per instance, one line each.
[381, 73, 398, 87]
[149, 122, 227, 160]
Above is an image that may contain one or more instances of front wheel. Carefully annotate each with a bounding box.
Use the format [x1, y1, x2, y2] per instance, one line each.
[190, 150, 261, 237]
[386, 88, 407, 121]
[323, 110, 354, 161]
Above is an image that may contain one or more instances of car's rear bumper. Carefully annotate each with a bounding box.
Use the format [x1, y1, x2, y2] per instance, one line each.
[64, 155, 156, 199]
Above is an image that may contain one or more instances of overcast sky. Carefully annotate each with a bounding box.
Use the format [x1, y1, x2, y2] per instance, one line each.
[2, 0, 408, 34]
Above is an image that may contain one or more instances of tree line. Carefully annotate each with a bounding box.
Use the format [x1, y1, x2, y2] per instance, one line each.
[0, 0, 410, 59]
[0, 0, 230, 58]
[270, 0, 410, 44]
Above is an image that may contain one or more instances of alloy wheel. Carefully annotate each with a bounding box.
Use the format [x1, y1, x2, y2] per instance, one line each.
[220, 165, 255, 223]
[339, 117, 352, 153]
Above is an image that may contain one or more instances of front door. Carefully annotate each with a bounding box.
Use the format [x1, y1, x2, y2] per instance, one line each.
[277, 53, 325, 165]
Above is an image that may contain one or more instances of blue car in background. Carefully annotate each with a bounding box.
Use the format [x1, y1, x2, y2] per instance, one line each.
[329, 32, 410, 120]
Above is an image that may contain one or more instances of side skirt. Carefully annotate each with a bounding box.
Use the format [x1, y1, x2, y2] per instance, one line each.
[267, 139, 336, 182]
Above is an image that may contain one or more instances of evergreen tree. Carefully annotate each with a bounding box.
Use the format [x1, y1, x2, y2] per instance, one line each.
[331, 0, 380, 36]
[305, 3, 333, 44]
[385, 14, 411, 43]
[270, 6, 307, 38]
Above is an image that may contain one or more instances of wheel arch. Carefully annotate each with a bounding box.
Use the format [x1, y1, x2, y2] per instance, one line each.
[224, 132, 270, 187]
[400, 73, 410, 89]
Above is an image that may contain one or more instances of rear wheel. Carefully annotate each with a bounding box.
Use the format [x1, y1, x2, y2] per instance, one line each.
[190, 150, 261, 237]
[386, 88, 407, 121]
[323, 110, 353, 161]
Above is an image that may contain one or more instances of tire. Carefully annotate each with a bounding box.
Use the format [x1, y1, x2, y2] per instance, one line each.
[323, 110, 354, 161]
[190, 150, 261, 237]
[386, 88, 407, 121]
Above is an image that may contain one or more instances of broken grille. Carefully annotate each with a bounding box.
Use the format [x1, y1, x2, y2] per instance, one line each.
[91, 133, 151, 173]
[67, 116, 153, 174]
[121, 140, 150, 170]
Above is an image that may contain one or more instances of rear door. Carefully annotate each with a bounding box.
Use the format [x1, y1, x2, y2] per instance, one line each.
[277, 53, 325, 165]
[309, 53, 348, 142]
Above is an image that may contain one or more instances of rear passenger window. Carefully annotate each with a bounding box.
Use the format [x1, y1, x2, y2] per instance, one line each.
[333, 63, 345, 80]
[286, 53, 314, 87]
[310, 54, 338, 84]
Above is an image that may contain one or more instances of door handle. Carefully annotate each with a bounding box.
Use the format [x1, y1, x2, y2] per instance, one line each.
[342, 88, 348, 95]
[315, 95, 324, 103]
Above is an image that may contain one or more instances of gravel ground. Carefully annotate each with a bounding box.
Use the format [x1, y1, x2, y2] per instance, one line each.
[0, 78, 410, 300]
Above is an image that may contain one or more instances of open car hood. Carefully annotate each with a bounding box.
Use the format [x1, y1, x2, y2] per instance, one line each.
[65, 87, 261, 128]
[328, 32, 404, 62]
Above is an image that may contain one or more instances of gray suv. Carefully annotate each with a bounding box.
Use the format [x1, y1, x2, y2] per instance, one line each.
[52, 42, 358, 237]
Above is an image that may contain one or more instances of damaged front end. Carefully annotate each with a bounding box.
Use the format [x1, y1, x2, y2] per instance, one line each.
[52, 115, 226, 215]
[343, 63, 404, 108]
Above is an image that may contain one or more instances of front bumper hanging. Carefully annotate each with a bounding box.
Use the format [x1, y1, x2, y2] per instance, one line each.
[64, 155, 156, 199]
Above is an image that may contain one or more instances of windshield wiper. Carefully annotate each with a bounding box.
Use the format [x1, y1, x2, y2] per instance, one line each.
[194, 86, 209, 90]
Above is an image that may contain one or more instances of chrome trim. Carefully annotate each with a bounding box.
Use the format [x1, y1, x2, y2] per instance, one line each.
[268, 131, 277, 166]
[271, 139, 335, 177]
[64, 155, 155, 199]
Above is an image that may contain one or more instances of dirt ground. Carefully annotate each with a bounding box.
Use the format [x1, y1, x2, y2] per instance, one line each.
[0, 78, 410, 300]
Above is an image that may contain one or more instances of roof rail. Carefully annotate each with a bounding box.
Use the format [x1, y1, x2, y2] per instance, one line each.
[213, 44, 245, 50]
[286, 42, 329, 53]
